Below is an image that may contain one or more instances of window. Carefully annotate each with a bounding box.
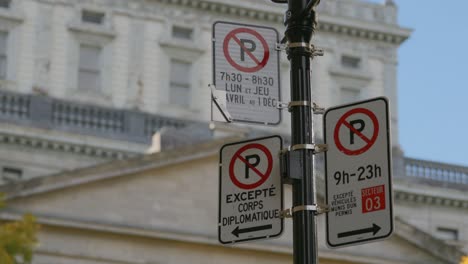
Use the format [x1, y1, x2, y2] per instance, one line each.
[172, 26, 193, 40]
[78, 44, 102, 92]
[341, 55, 361, 69]
[82, 10, 105, 24]
[169, 59, 191, 107]
[341, 87, 360, 103]
[2, 167, 22, 183]
[0, 31, 7, 79]
[437, 227, 458, 241]
[0, 0, 11, 9]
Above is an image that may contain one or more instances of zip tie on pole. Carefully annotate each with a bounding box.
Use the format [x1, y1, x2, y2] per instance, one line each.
[288, 42, 310, 48]
[288, 101, 311, 108]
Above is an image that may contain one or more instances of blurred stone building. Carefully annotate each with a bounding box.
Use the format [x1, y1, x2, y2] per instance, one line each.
[0, 0, 466, 263]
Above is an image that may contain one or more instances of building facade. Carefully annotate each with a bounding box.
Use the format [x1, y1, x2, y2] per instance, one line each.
[0, 0, 467, 263]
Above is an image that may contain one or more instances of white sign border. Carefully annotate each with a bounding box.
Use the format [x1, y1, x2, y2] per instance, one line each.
[323, 97, 394, 248]
[218, 135, 284, 244]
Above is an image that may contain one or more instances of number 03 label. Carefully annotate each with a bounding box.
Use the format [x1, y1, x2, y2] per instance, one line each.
[361, 185, 386, 213]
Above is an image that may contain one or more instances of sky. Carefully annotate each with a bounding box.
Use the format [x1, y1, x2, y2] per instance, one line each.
[384, 1, 468, 166]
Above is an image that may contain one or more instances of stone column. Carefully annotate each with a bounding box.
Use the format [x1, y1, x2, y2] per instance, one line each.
[111, 14, 130, 108]
[16, 0, 37, 93]
[141, 20, 163, 114]
[383, 56, 399, 147]
[49, 4, 72, 98]
[383, 51, 405, 178]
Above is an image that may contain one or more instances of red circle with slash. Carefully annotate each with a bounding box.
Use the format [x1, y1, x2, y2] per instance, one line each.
[334, 108, 379, 156]
[223, 28, 270, 73]
[229, 143, 273, 189]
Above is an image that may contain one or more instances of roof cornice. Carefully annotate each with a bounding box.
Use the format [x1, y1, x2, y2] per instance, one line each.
[36, 0, 411, 45]
[0, 131, 137, 159]
[157, 0, 411, 45]
[318, 14, 411, 45]
[394, 188, 468, 210]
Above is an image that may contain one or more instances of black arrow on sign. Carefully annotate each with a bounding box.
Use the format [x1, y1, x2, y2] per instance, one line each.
[337, 223, 381, 238]
[232, 224, 272, 237]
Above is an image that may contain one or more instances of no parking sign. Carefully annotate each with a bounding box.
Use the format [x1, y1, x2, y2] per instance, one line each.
[218, 136, 283, 244]
[324, 97, 393, 248]
[212, 21, 281, 126]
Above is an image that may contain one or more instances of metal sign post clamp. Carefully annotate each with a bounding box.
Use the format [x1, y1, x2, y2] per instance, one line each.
[312, 102, 325, 115]
[276, 101, 290, 110]
[309, 44, 324, 58]
[280, 143, 328, 184]
[280, 204, 330, 218]
[288, 42, 310, 49]
[275, 42, 288, 51]
[277, 101, 325, 115]
[288, 101, 311, 112]
[291, 143, 328, 154]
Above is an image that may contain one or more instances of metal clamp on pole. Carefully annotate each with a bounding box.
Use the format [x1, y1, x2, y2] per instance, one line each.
[280, 204, 330, 218]
[290, 143, 328, 154]
[287, 101, 311, 112]
[288, 42, 310, 49]
[275, 42, 288, 51]
[291, 144, 315, 151]
[277, 101, 311, 111]
[279, 146, 294, 184]
[314, 144, 328, 153]
[278, 101, 326, 116]
[281, 144, 327, 184]
[288, 43, 324, 58]
[312, 102, 325, 115]
[279, 207, 293, 218]
[276, 101, 289, 110]
[310, 44, 324, 58]
[289, 101, 311, 108]
[280, 146, 291, 154]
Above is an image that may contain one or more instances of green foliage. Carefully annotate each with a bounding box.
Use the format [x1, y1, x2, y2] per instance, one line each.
[0, 194, 39, 264]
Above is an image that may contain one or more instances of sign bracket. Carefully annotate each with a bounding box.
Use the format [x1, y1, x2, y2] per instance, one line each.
[291, 143, 328, 153]
[280, 204, 329, 218]
[275, 42, 324, 58]
[276, 101, 325, 115]
[289, 101, 311, 108]
[209, 84, 232, 123]
[275, 42, 288, 51]
[312, 102, 325, 115]
[280, 143, 328, 184]
[276, 101, 289, 110]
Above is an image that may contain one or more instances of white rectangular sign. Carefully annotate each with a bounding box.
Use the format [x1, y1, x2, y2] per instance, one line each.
[212, 21, 281, 126]
[218, 136, 283, 244]
[324, 97, 393, 248]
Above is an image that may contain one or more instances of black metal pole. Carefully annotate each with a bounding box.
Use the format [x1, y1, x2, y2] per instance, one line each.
[285, 0, 319, 263]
